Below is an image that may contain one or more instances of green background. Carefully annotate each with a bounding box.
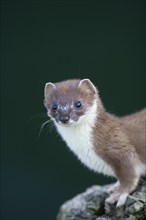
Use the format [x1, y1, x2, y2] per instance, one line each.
[1, 1, 145, 220]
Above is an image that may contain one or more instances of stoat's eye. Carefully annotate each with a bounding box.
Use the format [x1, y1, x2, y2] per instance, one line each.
[52, 103, 58, 111]
[74, 101, 82, 108]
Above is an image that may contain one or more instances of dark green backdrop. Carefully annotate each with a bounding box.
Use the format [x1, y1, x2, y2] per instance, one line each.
[1, 1, 145, 220]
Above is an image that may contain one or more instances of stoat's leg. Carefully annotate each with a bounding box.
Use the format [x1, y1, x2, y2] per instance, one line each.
[106, 163, 140, 207]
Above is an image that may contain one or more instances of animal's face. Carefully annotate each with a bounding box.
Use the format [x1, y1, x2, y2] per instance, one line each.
[44, 79, 98, 126]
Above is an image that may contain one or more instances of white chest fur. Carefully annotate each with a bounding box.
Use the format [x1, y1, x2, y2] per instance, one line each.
[56, 120, 115, 177]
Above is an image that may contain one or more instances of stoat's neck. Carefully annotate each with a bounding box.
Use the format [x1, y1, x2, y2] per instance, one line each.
[54, 99, 115, 176]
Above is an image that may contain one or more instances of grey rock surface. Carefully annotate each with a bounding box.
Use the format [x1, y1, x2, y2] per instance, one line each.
[57, 179, 146, 220]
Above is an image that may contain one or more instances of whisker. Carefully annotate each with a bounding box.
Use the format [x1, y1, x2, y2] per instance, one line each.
[39, 119, 52, 137]
[50, 122, 55, 132]
[26, 113, 48, 125]
[46, 120, 55, 134]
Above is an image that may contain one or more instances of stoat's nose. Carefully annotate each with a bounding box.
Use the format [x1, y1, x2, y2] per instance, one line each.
[59, 115, 70, 123]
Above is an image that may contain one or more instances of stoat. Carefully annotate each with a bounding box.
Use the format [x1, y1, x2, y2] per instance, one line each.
[44, 79, 146, 207]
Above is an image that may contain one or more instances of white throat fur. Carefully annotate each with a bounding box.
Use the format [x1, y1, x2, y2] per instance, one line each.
[55, 100, 114, 176]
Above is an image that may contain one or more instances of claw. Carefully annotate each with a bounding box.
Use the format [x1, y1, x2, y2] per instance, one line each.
[106, 197, 115, 204]
[116, 192, 128, 207]
[106, 191, 120, 204]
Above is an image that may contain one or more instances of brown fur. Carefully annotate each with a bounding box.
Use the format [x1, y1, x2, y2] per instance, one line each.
[93, 109, 145, 194]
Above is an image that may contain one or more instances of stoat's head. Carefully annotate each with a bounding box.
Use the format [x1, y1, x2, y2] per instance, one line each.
[44, 79, 99, 127]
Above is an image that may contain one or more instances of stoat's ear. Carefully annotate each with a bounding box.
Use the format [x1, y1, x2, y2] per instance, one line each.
[78, 79, 97, 95]
[44, 82, 56, 98]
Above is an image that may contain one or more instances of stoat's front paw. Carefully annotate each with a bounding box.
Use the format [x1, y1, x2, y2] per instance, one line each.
[106, 191, 128, 207]
[107, 181, 120, 193]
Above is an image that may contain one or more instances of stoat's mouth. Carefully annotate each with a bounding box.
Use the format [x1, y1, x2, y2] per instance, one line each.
[56, 115, 86, 127]
[56, 119, 77, 127]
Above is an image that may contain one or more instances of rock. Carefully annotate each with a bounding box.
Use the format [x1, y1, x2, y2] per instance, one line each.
[57, 179, 146, 220]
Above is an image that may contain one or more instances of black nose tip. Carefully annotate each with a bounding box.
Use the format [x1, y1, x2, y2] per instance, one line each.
[59, 115, 70, 123]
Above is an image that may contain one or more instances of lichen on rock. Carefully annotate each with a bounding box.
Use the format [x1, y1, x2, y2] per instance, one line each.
[57, 179, 146, 220]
